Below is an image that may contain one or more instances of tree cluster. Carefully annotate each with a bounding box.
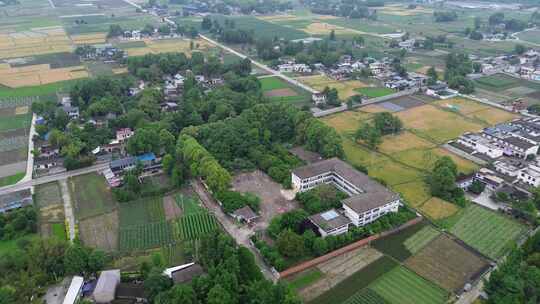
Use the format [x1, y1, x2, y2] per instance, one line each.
[0, 238, 106, 303]
[354, 112, 403, 149]
[187, 103, 343, 187]
[295, 184, 348, 214]
[149, 232, 301, 304]
[0, 206, 37, 241]
[426, 156, 466, 206]
[444, 53, 475, 94]
[216, 191, 261, 214]
[254, 207, 416, 270]
[433, 11, 458, 22]
[484, 230, 540, 304]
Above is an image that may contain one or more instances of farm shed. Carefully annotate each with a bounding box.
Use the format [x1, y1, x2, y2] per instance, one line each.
[93, 269, 120, 303]
[164, 262, 204, 284]
[231, 206, 259, 224]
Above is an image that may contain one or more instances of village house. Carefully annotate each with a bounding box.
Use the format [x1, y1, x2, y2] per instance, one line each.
[312, 91, 326, 105]
[425, 83, 458, 99]
[292, 158, 401, 236]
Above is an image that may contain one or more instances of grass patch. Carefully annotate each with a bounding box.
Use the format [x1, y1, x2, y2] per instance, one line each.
[449, 204, 527, 259]
[0, 234, 39, 257]
[0, 114, 31, 131]
[289, 269, 324, 290]
[51, 222, 67, 240]
[69, 173, 117, 220]
[176, 194, 203, 215]
[403, 225, 440, 254]
[0, 172, 24, 187]
[372, 220, 428, 262]
[369, 266, 448, 304]
[260, 76, 290, 91]
[119, 196, 166, 227]
[210, 15, 308, 40]
[35, 182, 62, 208]
[355, 87, 395, 98]
[419, 197, 459, 220]
[0, 80, 75, 98]
[310, 256, 398, 304]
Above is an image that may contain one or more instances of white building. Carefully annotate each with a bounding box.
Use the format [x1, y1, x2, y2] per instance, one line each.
[457, 133, 504, 159]
[518, 163, 540, 187]
[312, 92, 326, 105]
[63, 276, 84, 304]
[308, 209, 351, 237]
[292, 158, 401, 234]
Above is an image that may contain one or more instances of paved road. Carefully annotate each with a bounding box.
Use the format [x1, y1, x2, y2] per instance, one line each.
[59, 179, 76, 242]
[19, 113, 36, 184]
[0, 163, 109, 196]
[191, 179, 279, 282]
[198, 34, 318, 94]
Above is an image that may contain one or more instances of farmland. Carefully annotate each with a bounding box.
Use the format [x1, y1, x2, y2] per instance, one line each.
[118, 193, 219, 252]
[260, 76, 311, 104]
[209, 15, 309, 40]
[448, 205, 526, 259]
[369, 266, 448, 304]
[69, 173, 117, 220]
[124, 38, 215, 57]
[296, 75, 366, 99]
[372, 221, 431, 262]
[473, 74, 540, 106]
[355, 87, 395, 98]
[405, 234, 490, 292]
[311, 255, 398, 304]
[516, 29, 540, 45]
[343, 289, 389, 304]
[0, 27, 73, 60]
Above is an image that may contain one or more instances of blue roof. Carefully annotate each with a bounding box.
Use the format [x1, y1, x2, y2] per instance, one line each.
[137, 152, 156, 162]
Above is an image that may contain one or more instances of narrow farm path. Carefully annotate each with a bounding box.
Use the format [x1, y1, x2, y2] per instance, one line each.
[191, 179, 279, 282]
[59, 179, 76, 242]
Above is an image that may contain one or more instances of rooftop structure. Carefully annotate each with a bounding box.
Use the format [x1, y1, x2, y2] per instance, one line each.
[93, 269, 120, 304]
[63, 276, 84, 304]
[308, 209, 351, 237]
[0, 188, 32, 213]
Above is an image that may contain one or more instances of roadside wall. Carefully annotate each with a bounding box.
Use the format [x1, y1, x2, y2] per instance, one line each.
[279, 216, 423, 279]
[312, 88, 419, 118]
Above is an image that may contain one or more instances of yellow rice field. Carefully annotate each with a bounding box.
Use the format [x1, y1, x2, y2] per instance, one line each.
[0, 63, 88, 87]
[0, 27, 73, 59]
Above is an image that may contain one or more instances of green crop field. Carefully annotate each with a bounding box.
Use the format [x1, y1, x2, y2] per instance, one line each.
[119, 221, 175, 252]
[0, 172, 25, 187]
[119, 196, 166, 226]
[0, 114, 31, 132]
[172, 212, 219, 240]
[355, 87, 395, 98]
[475, 74, 521, 91]
[372, 221, 429, 261]
[0, 234, 39, 257]
[289, 269, 324, 290]
[311, 256, 398, 304]
[0, 81, 75, 98]
[370, 266, 448, 304]
[162, 242, 187, 266]
[449, 205, 526, 259]
[211, 15, 309, 40]
[403, 225, 440, 254]
[260, 77, 290, 91]
[51, 223, 67, 240]
[176, 194, 203, 215]
[69, 173, 117, 220]
[343, 289, 389, 304]
[516, 29, 540, 44]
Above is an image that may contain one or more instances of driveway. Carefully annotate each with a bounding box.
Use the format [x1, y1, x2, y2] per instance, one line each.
[191, 179, 279, 282]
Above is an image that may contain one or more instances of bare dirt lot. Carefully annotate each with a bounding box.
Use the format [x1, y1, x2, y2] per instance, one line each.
[163, 194, 182, 221]
[232, 170, 299, 229]
[79, 211, 119, 252]
[264, 88, 298, 97]
[296, 246, 383, 302]
[404, 234, 490, 292]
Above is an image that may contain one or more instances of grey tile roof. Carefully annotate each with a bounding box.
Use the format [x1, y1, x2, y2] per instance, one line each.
[293, 158, 399, 214]
[309, 209, 351, 232]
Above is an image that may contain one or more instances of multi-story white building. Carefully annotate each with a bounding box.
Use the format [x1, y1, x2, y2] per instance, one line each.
[292, 158, 401, 236]
[457, 133, 504, 159]
[518, 163, 540, 187]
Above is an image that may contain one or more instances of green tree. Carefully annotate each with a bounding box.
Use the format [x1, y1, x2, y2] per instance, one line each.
[207, 284, 234, 304]
[329, 29, 336, 41]
[276, 229, 305, 258]
[427, 66, 438, 85]
[355, 123, 382, 150]
[144, 269, 173, 302]
[468, 180, 485, 194]
[515, 44, 527, 55]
